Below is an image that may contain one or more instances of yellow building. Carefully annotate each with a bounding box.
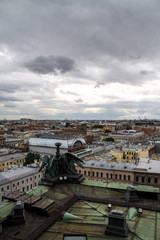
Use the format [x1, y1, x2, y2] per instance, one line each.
[110, 143, 155, 163]
[110, 149, 123, 162]
[123, 149, 136, 162]
[0, 153, 27, 172]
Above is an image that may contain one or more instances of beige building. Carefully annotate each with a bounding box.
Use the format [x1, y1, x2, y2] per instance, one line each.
[76, 157, 160, 187]
[109, 131, 145, 141]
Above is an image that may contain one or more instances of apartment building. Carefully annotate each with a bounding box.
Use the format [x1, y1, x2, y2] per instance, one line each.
[76, 157, 160, 187]
[0, 166, 42, 203]
[110, 143, 155, 162]
[0, 152, 27, 172]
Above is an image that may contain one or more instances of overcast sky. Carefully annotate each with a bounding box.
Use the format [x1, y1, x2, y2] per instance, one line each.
[0, 0, 160, 120]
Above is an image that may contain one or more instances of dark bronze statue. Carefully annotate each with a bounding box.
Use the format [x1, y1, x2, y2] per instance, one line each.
[39, 142, 84, 181]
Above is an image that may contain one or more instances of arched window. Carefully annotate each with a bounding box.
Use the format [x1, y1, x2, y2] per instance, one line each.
[84, 170, 86, 176]
[119, 174, 122, 180]
[106, 173, 109, 178]
[92, 172, 94, 177]
[124, 175, 126, 180]
[101, 172, 103, 178]
[115, 174, 117, 179]
[110, 173, 113, 179]
[79, 170, 81, 174]
[88, 171, 90, 176]
[128, 175, 130, 181]
[96, 172, 99, 177]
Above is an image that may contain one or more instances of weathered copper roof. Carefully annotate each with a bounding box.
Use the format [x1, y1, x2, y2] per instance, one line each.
[1, 180, 160, 240]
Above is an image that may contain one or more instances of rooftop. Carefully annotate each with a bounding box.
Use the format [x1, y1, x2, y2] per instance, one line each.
[0, 166, 39, 186]
[1, 180, 160, 240]
[83, 157, 160, 174]
[0, 152, 28, 163]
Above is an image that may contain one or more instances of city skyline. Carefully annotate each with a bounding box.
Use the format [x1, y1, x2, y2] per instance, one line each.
[0, 0, 160, 120]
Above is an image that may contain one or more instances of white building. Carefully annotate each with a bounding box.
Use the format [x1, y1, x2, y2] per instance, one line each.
[29, 133, 86, 155]
[0, 166, 42, 203]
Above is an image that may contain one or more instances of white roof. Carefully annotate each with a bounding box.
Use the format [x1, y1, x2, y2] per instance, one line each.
[29, 137, 86, 149]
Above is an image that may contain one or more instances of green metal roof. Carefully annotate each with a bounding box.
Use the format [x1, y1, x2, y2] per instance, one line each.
[81, 179, 160, 193]
[2, 181, 160, 240]
[27, 185, 49, 195]
[0, 202, 14, 222]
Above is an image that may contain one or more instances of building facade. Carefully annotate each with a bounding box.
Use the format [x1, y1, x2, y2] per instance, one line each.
[0, 152, 27, 172]
[0, 166, 42, 203]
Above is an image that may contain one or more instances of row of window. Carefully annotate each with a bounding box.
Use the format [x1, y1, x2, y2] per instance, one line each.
[135, 176, 158, 184]
[125, 152, 134, 155]
[0, 174, 41, 192]
[80, 170, 131, 181]
[1, 183, 36, 192]
[79, 169, 159, 185]
[0, 159, 24, 167]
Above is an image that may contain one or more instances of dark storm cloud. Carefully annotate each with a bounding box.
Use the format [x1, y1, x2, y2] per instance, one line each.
[0, 0, 160, 119]
[0, 95, 21, 102]
[139, 70, 154, 75]
[75, 98, 83, 103]
[59, 90, 79, 96]
[4, 103, 17, 108]
[24, 56, 76, 75]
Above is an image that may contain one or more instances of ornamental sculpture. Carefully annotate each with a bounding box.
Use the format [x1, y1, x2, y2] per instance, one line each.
[39, 142, 84, 184]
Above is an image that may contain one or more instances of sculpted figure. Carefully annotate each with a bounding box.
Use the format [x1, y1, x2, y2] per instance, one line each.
[39, 143, 84, 179]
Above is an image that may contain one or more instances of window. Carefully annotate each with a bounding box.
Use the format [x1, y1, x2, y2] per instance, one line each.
[154, 178, 158, 184]
[124, 175, 126, 180]
[84, 170, 86, 176]
[115, 174, 117, 179]
[35, 176, 36, 179]
[88, 171, 90, 176]
[101, 172, 103, 178]
[136, 176, 139, 182]
[13, 184, 15, 187]
[110, 173, 113, 179]
[142, 177, 145, 183]
[1, 188, 3, 192]
[7, 186, 9, 190]
[106, 173, 109, 178]
[79, 170, 81, 174]
[96, 172, 99, 177]
[22, 180, 24, 184]
[128, 175, 131, 181]
[17, 182, 19, 186]
[148, 177, 151, 183]
[119, 174, 122, 180]
[92, 172, 95, 177]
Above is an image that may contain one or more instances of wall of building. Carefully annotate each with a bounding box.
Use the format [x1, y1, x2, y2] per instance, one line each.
[77, 166, 134, 184]
[0, 171, 43, 204]
[0, 157, 26, 172]
[77, 166, 160, 187]
[110, 150, 123, 161]
[29, 145, 67, 155]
